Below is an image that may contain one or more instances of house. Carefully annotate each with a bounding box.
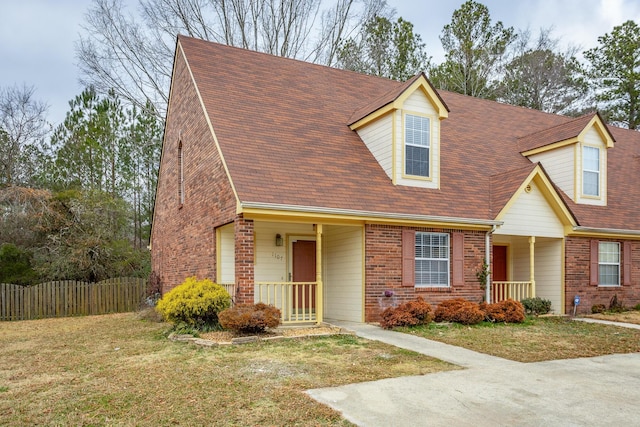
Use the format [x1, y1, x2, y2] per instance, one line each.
[151, 35, 640, 324]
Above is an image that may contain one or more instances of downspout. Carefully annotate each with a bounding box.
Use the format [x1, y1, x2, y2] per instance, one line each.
[485, 225, 497, 303]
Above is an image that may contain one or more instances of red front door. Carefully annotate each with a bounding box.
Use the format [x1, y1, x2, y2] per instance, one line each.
[292, 240, 316, 309]
[492, 245, 507, 302]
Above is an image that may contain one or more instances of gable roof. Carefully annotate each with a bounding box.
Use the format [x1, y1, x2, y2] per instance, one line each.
[175, 35, 640, 233]
[518, 112, 615, 154]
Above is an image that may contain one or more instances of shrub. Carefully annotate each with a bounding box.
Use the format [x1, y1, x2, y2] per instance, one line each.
[379, 297, 433, 329]
[155, 277, 231, 328]
[521, 297, 552, 315]
[591, 304, 606, 314]
[434, 298, 485, 325]
[218, 303, 281, 333]
[482, 299, 525, 323]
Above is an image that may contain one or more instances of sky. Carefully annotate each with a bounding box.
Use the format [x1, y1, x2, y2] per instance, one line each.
[1, 0, 640, 126]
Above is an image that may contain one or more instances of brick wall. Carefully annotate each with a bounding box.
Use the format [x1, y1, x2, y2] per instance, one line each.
[234, 215, 254, 304]
[565, 237, 640, 314]
[151, 46, 237, 293]
[364, 224, 487, 322]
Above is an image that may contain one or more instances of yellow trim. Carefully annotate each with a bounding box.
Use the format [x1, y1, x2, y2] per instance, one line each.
[179, 40, 241, 206]
[521, 137, 578, 156]
[560, 238, 565, 315]
[242, 208, 494, 231]
[361, 226, 366, 322]
[391, 110, 397, 185]
[568, 229, 640, 240]
[494, 165, 576, 228]
[579, 115, 614, 148]
[400, 110, 436, 181]
[578, 143, 604, 202]
[215, 227, 221, 283]
[349, 75, 448, 130]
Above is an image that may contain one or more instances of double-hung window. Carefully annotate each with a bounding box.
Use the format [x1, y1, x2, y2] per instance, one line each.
[583, 146, 600, 197]
[405, 114, 430, 177]
[599, 242, 620, 286]
[415, 232, 449, 287]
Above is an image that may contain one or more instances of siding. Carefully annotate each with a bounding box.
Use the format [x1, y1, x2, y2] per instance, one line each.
[253, 222, 314, 282]
[324, 225, 363, 322]
[534, 238, 563, 314]
[495, 180, 564, 238]
[356, 114, 393, 179]
[219, 223, 235, 283]
[529, 144, 575, 199]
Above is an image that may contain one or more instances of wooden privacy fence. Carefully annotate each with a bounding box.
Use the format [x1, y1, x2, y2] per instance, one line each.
[0, 277, 147, 321]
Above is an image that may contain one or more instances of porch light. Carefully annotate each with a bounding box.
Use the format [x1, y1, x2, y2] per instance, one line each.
[275, 234, 283, 246]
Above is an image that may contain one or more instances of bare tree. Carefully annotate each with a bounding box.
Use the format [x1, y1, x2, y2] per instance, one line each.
[495, 28, 588, 115]
[0, 85, 50, 187]
[77, 0, 387, 118]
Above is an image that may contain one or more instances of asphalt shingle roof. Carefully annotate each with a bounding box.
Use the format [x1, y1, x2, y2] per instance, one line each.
[178, 35, 640, 231]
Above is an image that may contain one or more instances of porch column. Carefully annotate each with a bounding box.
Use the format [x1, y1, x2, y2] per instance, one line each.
[529, 236, 536, 298]
[316, 224, 323, 324]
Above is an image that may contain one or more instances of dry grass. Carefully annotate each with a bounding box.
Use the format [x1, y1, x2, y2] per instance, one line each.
[398, 316, 640, 363]
[585, 310, 640, 325]
[0, 313, 453, 426]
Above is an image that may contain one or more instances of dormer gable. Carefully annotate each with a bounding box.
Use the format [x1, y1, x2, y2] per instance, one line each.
[349, 73, 449, 189]
[519, 113, 615, 207]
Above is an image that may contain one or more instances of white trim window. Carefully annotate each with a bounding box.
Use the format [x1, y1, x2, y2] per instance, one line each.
[415, 232, 449, 287]
[599, 242, 620, 286]
[405, 114, 430, 177]
[583, 146, 600, 197]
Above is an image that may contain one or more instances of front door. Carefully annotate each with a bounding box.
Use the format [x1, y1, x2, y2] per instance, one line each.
[292, 240, 316, 310]
[492, 245, 507, 302]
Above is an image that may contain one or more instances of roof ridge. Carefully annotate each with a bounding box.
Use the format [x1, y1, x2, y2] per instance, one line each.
[517, 112, 595, 140]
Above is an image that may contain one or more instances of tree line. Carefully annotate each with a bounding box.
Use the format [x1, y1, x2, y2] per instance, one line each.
[1, 0, 638, 284]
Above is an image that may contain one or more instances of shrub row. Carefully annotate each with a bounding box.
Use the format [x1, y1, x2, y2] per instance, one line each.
[380, 297, 526, 329]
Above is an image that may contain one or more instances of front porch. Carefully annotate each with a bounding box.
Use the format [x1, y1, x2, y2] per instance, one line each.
[218, 219, 364, 325]
[491, 235, 563, 313]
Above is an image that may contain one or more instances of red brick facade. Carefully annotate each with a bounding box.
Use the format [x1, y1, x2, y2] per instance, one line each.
[565, 237, 640, 314]
[234, 215, 254, 304]
[364, 224, 487, 322]
[151, 49, 236, 293]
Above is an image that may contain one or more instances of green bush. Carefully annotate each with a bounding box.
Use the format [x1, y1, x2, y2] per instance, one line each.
[218, 303, 281, 333]
[380, 297, 433, 329]
[521, 297, 552, 315]
[434, 298, 485, 325]
[481, 299, 525, 323]
[155, 277, 231, 328]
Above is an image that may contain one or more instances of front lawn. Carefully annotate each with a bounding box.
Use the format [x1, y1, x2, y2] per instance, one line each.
[585, 310, 640, 325]
[397, 316, 640, 363]
[0, 313, 453, 426]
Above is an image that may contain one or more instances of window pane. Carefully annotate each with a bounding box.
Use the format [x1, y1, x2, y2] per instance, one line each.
[583, 171, 599, 196]
[583, 146, 599, 196]
[598, 242, 620, 286]
[405, 115, 430, 177]
[415, 232, 449, 287]
[583, 146, 599, 171]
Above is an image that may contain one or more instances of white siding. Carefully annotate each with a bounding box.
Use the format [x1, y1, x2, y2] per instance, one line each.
[534, 238, 563, 314]
[495, 180, 564, 238]
[511, 240, 530, 282]
[254, 222, 314, 282]
[395, 90, 440, 189]
[576, 127, 607, 206]
[356, 114, 393, 179]
[323, 225, 363, 322]
[529, 144, 575, 199]
[219, 223, 235, 283]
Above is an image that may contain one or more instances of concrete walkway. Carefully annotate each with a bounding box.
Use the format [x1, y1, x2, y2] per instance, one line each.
[307, 320, 640, 427]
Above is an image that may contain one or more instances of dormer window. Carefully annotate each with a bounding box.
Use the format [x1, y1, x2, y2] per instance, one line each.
[583, 146, 600, 197]
[405, 114, 430, 178]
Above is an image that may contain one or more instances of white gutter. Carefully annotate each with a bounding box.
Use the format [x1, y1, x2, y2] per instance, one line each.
[573, 226, 640, 237]
[240, 201, 503, 227]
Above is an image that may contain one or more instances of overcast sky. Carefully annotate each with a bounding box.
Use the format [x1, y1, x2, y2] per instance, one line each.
[2, 0, 640, 126]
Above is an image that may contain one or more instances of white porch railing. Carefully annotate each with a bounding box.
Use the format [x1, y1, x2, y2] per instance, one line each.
[255, 282, 317, 324]
[492, 281, 533, 303]
[220, 283, 236, 303]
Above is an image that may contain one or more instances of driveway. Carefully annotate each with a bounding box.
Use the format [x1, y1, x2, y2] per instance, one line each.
[308, 321, 640, 427]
